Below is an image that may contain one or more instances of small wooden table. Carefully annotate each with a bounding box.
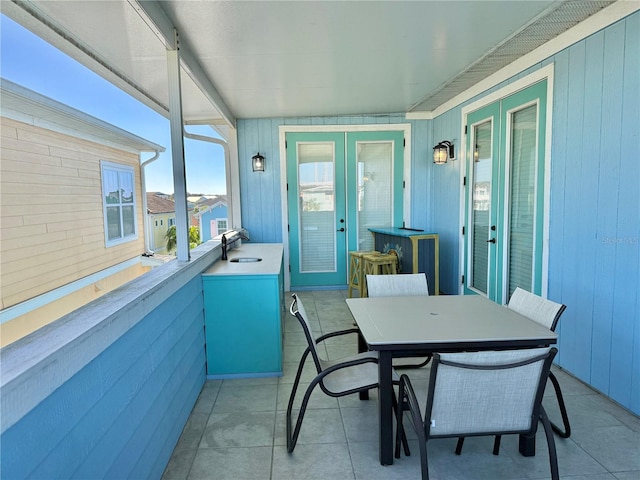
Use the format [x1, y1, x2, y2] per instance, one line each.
[369, 227, 439, 294]
[346, 295, 557, 465]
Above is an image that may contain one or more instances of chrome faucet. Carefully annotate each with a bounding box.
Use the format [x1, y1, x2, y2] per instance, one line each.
[220, 228, 249, 260]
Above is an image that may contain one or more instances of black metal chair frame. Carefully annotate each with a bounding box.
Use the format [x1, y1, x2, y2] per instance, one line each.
[456, 295, 570, 456]
[286, 293, 409, 454]
[543, 303, 571, 438]
[395, 348, 560, 480]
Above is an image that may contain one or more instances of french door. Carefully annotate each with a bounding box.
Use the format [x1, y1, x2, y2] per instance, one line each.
[463, 81, 547, 304]
[286, 130, 404, 288]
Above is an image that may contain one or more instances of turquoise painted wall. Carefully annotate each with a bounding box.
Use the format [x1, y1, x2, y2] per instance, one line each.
[0, 277, 206, 478]
[236, 12, 639, 414]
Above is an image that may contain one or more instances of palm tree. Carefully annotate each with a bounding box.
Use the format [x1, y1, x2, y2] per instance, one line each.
[165, 225, 201, 253]
[165, 225, 177, 252]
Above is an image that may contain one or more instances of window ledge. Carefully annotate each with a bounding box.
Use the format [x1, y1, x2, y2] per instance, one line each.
[0, 241, 222, 434]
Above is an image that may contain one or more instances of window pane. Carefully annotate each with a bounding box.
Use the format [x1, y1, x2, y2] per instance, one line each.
[471, 120, 492, 294]
[103, 169, 120, 204]
[119, 171, 134, 204]
[508, 104, 537, 296]
[356, 142, 393, 251]
[122, 205, 135, 237]
[298, 143, 336, 272]
[107, 206, 122, 240]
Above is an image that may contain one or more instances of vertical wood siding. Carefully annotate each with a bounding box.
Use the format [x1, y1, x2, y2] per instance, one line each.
[0, 118, 146, 308]
[235, 12, 639, 414]
[425, 12, 638, 414]
[0, 276, 205, 478]
[237, 113, 412, 244]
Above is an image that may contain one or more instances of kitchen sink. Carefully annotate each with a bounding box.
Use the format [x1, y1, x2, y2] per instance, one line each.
[229, 257, 262, 263]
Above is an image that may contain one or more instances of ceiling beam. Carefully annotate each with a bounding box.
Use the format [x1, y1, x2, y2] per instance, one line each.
[133, 0, 237, 128]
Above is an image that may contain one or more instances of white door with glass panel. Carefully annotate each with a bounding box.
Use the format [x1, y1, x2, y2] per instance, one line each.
[464, 81, 548, 304]
[287, 131, 404, 288]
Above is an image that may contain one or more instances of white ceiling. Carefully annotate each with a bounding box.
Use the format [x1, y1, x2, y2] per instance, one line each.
[2, 0, 617, 129]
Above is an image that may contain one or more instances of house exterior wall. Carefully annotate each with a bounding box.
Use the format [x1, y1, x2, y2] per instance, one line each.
[0, 116, 146, 310]
[236, 12, 639, 414]
[149, 212, 175, 253]
[0, 263, 149, 348]
[200, 204, 228, 242]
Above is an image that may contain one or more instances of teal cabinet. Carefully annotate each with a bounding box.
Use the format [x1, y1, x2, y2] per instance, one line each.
[202, 244, 284, 378]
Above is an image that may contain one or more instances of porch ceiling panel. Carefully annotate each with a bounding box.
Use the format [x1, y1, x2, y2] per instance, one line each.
[2, 0, 619, 127]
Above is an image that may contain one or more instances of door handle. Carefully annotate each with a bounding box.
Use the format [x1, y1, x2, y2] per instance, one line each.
[337, 227, 345, 232]
[487, 238, 496, 244]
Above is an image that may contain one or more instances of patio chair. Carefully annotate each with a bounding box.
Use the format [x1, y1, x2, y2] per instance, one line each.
[507, 287, 570, 438]
[395, 347, 559, 480]
[365, 273, 429, 297]
[366, 273, 432, 369]
[286, 293, 409, 454]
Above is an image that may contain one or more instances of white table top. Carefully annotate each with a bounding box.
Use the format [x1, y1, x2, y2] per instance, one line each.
[346, 295, 557, 350]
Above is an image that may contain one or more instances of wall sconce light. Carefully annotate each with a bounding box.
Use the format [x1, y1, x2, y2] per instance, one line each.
[252, 152, 265, 172]
[433, 141, 454, 164]
[474, 144, 480, 162]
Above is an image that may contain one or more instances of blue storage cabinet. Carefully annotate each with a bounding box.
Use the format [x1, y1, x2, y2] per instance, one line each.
[202, 244, 284, 378]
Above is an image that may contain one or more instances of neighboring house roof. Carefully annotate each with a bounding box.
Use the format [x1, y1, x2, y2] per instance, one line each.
[146, 193, 176, 214]
[197, 195, 227, 208]
[0, 78, 165, 154]
[149, 191, 172, 199]
[188, 195, 227, 205]
[195, 196, 228, 219]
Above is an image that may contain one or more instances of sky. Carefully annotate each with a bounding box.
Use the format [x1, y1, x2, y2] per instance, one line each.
[0, 14, 227, 195]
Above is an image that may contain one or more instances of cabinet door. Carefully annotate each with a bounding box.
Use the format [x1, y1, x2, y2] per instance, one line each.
[203, 275, 282, 377]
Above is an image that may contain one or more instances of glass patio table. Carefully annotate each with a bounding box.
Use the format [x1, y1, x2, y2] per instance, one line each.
[346, 294, 558, 466]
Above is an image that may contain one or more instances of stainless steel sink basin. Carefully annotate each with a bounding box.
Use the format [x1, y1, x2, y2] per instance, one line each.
[229, 257, 262, 263]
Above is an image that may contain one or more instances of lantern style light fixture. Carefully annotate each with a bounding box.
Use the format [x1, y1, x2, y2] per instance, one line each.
[474, 144, 480, 162]
[252, 152, 265, 172]
[432, 141, 455, 164]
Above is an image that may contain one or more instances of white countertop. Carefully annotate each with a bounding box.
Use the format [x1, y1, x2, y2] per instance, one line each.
[203, 243, 283, 276]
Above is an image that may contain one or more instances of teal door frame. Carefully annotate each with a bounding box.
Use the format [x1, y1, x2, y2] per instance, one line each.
[280, 124, 411, 291]
[459, 66, 553, 303]
[286, 131, 347, 287]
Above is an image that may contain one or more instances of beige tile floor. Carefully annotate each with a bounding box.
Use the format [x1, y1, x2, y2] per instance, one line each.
[163, 290, 640, 480]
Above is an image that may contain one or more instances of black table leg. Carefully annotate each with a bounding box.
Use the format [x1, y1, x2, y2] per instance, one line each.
[378, 351, 394, 465]
[519, 433, 536, 456]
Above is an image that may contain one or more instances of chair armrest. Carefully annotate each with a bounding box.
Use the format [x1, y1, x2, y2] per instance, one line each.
[315, 328, 360, 344]
[317, 353, 379, 378]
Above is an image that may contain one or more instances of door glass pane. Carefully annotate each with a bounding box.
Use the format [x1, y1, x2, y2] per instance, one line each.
[297, 143, 336, 272]
[508, 104, 537, 296]
[356, 142, 393, 251]
[471, 120, 493, 294]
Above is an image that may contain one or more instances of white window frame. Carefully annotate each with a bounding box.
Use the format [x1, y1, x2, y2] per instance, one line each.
[100, 160, 138, 247]
[216, 218, 228, 236]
